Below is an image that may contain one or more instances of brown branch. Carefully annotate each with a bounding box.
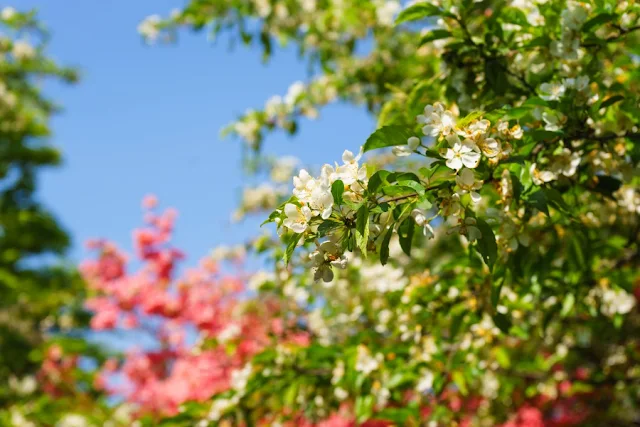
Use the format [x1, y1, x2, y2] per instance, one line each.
[583, 25, 640, 47]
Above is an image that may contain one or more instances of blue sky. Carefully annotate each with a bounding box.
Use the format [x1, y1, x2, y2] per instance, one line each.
[18, 0, 376, 265]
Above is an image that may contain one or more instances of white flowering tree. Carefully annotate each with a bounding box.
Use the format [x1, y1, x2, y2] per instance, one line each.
[132, 0, 640, 425]
[7, 0, 639, 426]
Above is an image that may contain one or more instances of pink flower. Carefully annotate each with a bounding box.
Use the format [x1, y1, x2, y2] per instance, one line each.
[142, 194, 158, 209]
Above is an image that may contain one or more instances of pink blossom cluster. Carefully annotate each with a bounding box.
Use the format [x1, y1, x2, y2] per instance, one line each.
[81, 196, 307, 416]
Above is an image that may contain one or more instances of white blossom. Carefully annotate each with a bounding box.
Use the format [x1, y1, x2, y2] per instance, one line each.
[416, 370, 434, 393]
[12, 41, 35, 61]
[1, 7, 16, 20]
[564, 76, 589, 93]
[138, 15, 161, 41]
[392, 136, 420, 157]
[439, 192, 462, 217]
[561, 2, 588, 31]
[539, 82, 566, 101]
[443, 135, 481, 170]
[284, 81, 305, 106]
[310, 241, 347, 282]
[334, 387, 349, 400]
[455, 168, 483, 203]
[419, 103, 457, 138]
[230, 363, 253, 393]
[530, 163, 557, 185]
[217, 323, 241, 343]
[458, 119, 490, 139]
[376, 0, 401, 26]
[448, 217, 482, 242]
[355, 346, 380, 375]
[601, 288, 636, 317]
[283, 203, 312, 233]
[411, 209, 435, 238]
[309, 185, 334, 219]
[293, 169, 317, 201]
[207, 397, 238, 421]
[542, 111, 564, 132]
[615, 186, 640, 214]
[497, 121, 523, 139]
[55, 415, 89, 427]
[551, 148, 581, 177]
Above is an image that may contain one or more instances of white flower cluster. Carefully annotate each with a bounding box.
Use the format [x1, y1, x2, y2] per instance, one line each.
[530, 147, 581, 185]
[210, 244, 246, 263]
[12, 40, 35, 61]
[394, 103, 524, 241]
[551, 1, 588, 60]
[355, 345, 383, 375]
[357, 262, 407, 293]
[138, 15, 161, 42]
[265, 80, 307, 127]
[310, 240, 348, 282]
[539, 76, 589, 102]
[233, 183, 285, 220]
[510, 0, 545, 27]
[615, 185, 640, 215]
[588, 286, 636, 318]
[55, 415, 90, 427]
[375, 0, 401, 27]
[283, 148, 367, 234]
[397, 103, 517, 173]
[1, 6, 16, 21]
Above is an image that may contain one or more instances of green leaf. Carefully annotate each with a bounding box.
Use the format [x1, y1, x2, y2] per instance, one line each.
[395, 3, 452, 26]
[392, 172, 422, 183]
[530, 129, 563, 141]
[356, 205, 370, 258]
[398, 217, 415, 256]
[283, 233, 301, 265]
[420, 29, 452, 45]
[417, 197, 432, 210]
[593, 175, 622, 197]
[492, 312, 512, 334]
[542, 187, 570, 213]
[457, 110, 485, 128]
[331, 179, 344, 206]
[494, 347, 511, 369]
[560, 294, 575, 317]
[503, 106, 533, 120]
[475, 218, 498, 270]
[491, 278, 503, 309]
[355, 395, 375, 423]
[363, 125, 415, 153]
[522, 34, 551, 48]
[527, 190, 549, 216]
[376, 407, 418, 424]
[284, 382, 299, 406]
[500, 7, 530, 26]
[368, 170, 391, 195]
[318, 219, 342, 237]
[582, 12, 617, 33]
[396, 180, 426, 195]
[452, 371, 468, 396]
[522, 97, 549, 107]
[511, 172, 523, 202]
[485, 59, 508, 95]
[568, 233, 587, 270]
[449, 310, 466, 339]
[599, 95, 624, 110]
[388, 371, 417, 389]
[381, 185, 420, 197]
[379, 226, 394, 266]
